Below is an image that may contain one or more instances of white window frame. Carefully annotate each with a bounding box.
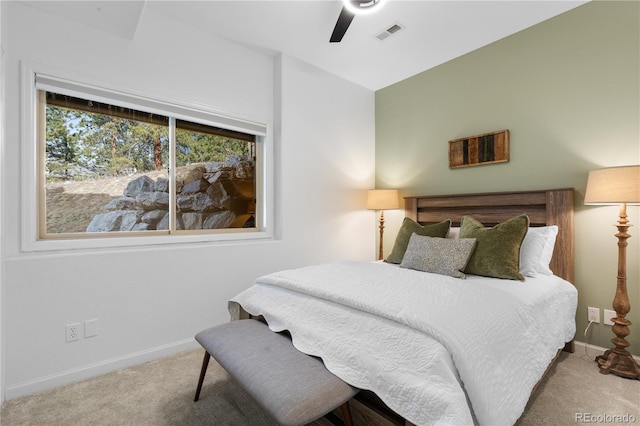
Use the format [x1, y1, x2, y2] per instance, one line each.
[21, 61, 275, 252]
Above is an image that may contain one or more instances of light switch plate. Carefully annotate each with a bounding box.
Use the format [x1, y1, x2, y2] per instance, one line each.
[84, 319, 98, 338]
[603, 310, 615, 326]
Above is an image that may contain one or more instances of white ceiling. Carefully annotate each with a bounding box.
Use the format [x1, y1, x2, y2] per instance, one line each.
[21, 0, 587, 91]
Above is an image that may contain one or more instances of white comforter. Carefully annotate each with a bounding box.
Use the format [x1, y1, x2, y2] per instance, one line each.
[230, 261, 577, 426]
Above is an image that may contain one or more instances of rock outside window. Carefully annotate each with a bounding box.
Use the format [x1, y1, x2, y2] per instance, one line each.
[36, 77, 266, 242]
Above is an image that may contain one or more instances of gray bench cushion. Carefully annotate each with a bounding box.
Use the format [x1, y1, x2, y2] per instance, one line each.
[195, 319, 358, 426]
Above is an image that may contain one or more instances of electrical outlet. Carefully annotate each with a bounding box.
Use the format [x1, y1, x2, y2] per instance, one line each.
[603, 309, 616, 326]
[65, 323, 81, 342]
[588, 307, 600, 323]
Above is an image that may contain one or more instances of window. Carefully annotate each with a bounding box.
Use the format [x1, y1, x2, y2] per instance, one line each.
[24, 69, 271, 250]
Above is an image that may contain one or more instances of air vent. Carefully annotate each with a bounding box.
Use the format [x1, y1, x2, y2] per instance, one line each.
[375, 23, 404, 41]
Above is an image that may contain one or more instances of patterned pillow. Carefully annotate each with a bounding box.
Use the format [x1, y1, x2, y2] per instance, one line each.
[460, 215, 529, 281]
[400, 234, 477, 279]
[385, 218, 451, 264]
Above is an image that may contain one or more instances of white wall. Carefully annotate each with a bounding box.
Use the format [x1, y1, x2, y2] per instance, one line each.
[1, 2, 375, 400]
[0, 0, 5, 401]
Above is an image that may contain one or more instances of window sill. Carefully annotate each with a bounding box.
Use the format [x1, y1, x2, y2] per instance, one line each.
[21, 230, 275, 253]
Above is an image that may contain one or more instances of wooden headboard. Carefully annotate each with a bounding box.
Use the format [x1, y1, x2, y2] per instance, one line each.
[404, 188, 575, 283]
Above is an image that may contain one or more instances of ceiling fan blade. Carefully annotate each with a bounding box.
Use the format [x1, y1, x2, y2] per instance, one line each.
[330, 6, 355, 43]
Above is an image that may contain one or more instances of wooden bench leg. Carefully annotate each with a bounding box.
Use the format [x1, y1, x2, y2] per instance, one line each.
[194, 351, 211, 402]
[341, 401, 354, 426]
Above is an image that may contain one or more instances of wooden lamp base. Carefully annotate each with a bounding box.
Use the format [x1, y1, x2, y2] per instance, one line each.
[596, 347, 640, 379]
[377, 211, 385, 261]
[595, 203, 640, 380]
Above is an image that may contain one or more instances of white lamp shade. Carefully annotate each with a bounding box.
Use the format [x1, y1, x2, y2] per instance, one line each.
[585, 165, 640, 205]
[367, 189, 399, 210]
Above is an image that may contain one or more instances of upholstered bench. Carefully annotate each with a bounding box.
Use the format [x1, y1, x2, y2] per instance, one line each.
[194, 319, 358, 426]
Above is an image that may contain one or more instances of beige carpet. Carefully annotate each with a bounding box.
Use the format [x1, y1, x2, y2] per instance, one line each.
[1, 348, 639, 426]
[516, 349, 640, 426]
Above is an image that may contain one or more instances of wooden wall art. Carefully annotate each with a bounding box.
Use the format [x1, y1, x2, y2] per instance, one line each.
[448, 129, 509, 169]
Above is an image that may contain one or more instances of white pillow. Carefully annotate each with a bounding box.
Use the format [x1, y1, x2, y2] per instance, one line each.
[447, 227, 460, 239]
[519, 226, 558, 277]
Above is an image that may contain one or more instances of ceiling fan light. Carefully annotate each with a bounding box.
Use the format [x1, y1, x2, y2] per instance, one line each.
[343, 0, 386, 15]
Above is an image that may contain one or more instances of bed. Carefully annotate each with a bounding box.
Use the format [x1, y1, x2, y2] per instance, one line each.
[228, 188, 577, 426]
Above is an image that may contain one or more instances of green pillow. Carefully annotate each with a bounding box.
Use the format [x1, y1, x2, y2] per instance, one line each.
[385, 218, 451, 264]
[459, 214, 529, 281]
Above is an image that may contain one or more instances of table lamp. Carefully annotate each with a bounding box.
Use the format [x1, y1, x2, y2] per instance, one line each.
[584, 165, 640, 379]
[367, 189, 399, 260]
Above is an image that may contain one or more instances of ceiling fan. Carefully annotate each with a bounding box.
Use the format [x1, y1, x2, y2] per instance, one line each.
[330, 0, 386, 43]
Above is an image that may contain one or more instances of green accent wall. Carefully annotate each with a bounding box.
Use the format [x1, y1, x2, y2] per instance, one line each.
[375, 1, 640, 355]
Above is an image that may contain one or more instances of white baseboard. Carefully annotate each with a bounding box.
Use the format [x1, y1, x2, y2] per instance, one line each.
[573, 340, 640, 363]
[4, 338, 199, 401]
